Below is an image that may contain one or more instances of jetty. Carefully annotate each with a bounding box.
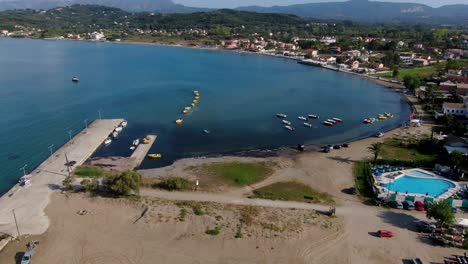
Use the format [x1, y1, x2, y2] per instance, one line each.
[89, 135, 157, 171]
[0, 119, 124, 236]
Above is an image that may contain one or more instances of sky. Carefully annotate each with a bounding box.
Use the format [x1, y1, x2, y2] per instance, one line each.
[173, 0, 468, 8]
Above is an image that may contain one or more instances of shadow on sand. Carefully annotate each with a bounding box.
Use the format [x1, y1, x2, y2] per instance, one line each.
[15, 252, 24, 264]
[376, 210, 420, 232]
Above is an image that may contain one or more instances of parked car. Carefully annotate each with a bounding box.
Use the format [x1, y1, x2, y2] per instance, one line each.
[341, 143, 350, 148]
[333, 144, 341, 149]
[416, 221, 436, 233]
[377, 230, 394, 238]
[415, 201, 425, 211]
[402, 200, 415, 210]
[387, 200, 403, 209]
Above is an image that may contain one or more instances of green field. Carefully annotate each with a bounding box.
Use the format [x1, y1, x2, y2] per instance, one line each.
[380, 138, 437, 162]
[252, 181, 335, 204]
[375, 66, 438, 81]
[74, 166, 104, 178]
[353, 162, 375, 198]
[199, 162, 274, 186]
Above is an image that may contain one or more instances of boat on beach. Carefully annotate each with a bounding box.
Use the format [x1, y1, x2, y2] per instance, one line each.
[284, 125, 294, 131]
[303, 122, 313, 128]
[308, 114, 319, 119]
[282, 120, 292, 125]
[276, 113, 287, 118]
[298, 116, 307, 121]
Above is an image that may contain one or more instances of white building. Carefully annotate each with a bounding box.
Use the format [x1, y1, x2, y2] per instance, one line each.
[0, 30, 8, 36]
[443, 102, 468, 117]
[90, 31, 105, 41]
[400, 53, 415, 66]
[319, 37, 337, 45]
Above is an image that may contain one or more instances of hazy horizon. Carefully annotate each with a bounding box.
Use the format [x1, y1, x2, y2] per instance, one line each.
[173, 0, 468, 8]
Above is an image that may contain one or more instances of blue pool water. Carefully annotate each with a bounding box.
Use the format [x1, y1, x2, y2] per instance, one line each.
[0, 38, 411, 194]
[385, 175, 455, 197]
[408, 169, 434, 178]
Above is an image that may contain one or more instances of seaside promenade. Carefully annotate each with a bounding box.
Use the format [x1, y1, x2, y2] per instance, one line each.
[0, 119, 123, 236]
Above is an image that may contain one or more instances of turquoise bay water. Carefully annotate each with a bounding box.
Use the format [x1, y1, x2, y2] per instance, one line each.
[385, 176, 455, 197]
[0, 38, 410, 194]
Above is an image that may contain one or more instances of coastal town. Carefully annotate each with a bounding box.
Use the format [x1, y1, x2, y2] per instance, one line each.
[1, 3, 468, 264]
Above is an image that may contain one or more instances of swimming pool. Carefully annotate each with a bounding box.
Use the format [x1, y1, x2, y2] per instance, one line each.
[408, 169, 435, 178]
[384, 175, 455, 197]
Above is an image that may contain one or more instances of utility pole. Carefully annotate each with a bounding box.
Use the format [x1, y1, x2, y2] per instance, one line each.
[19, 164, 28, 176]
[48, 144, 54, 156]
[65, 152, 71, 177]
[12, 209, 20, 238]
[68, 130, 73, 142]
[98, 109, 102, 120]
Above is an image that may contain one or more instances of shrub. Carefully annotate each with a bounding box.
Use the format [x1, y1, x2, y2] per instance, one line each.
[192, 205, 204, 216]
[74, 166, 103, 178]
[206, 226, 221, 236]
[179, 208, 187, 222]
[106, 171, 141, 196]
[80, 178, 99, 192]
[62, 176, 73, 190]
[156, 177, 190, 191]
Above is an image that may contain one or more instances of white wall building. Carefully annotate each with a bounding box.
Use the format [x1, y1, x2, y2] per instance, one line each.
[443, 102, 468, 117]
[90, 31, 105, 41]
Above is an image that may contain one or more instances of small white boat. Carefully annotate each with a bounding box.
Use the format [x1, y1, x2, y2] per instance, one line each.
[72, 76, 79, 82]
[303, 122, 313, 128]
[203, 129, 211, 134]
[130, 146, 136, 150]
[323, 121, 334, 126]
[132, 139, 140, 146]
[284, 125, 294, 131]
[276, 113, 287, 118]
[282, 120, 292, 126]
[332, 118, 343, 123]
[104, 138, 112, 145]
[298, 116, 307, 121]
[326, 119, 337, 124]
[121, 120, 128, 127]
[308, 114, 319, 119]
[115, 126, 123, 132]
[112, 131, 119, 138]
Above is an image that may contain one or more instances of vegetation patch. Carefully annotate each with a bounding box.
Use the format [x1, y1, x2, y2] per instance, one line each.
[380, 138, 438, 164]
[192, 205, 204, 216]
[375, 66, 437, 81]
[179, 208, 188, 222]
[252, 181, 335, 204]
[353, 162, 375, 198]
[156, 177, 192, 191]
[198, 162, 274, 186]
[74, 165, 103, 178]
[206, 226, 221, 236]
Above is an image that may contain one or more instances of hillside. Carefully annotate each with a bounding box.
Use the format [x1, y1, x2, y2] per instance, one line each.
[238, 0, 468, 24]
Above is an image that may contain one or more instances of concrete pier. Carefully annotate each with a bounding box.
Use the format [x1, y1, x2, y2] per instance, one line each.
[0, 119, 124, 236]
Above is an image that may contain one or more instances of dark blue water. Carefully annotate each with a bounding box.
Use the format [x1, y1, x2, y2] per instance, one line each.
[0, 38, 410, 194]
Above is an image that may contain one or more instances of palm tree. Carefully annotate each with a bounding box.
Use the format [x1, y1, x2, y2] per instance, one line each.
[368, 143, 383, 164]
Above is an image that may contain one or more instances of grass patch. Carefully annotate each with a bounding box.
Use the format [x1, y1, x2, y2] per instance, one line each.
[374, 66, 438, 81]
[192, 205, 204, 216]
[380, 138, 437, 162]
[156, 177, 192, 191]
[206, 226, 221, 236]
[353, 162, 375, 198]
[74, 166, 103, 178]
[252, 181, 335, 204]
[179, 208, 188, 222]
[199, 162, 274, 186]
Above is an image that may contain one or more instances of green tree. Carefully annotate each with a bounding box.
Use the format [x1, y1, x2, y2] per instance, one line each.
[367, 143, 383, 164]
[403, 75, 421, 93]
[446, 59, 461, 71]
[392, 67, 399, 78]
[426, 200, 455, 227]
[107, 171, 141, 195]
[450, 151, 466, 170]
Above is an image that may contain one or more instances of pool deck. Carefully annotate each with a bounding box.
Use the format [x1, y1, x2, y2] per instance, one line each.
[0, 118, 124, 237]
[374, 169, 460, 199]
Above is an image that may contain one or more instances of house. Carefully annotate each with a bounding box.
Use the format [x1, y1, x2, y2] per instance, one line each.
[397, 41, 405, 47]
[444, 143, 468, 155]
[223, 39, 239, 49]
[320, 56, 336, 64]
[330, 46, 342, 53]
[0, 30, 8, 36]
[304, 49, 318, 57]
[344, 50, 361, 57]
[413, 43, 423, 49]
[448, 69, 462, 76]
[447, 75, 468, 84]
[412, 58, 429, 67]
[444, 49, 465, 59]
[319, 37, 337, 45]
[90, 31, 105, 41]
[457, 83, 468, 96]
[368, 62, 384, 70]
[283, 43, 297, 51]
[440, 80, 458, 93]
[348, 60, 360, 70]
[442, 102, 467, 117]
[400, 52, 415, 65]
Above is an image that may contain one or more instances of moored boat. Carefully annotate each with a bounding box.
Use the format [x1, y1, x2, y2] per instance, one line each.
[363, 118, 371, 124]
[183, 109, 189, 114]
[176, 119, 183, 125]
[298, 116, 307, 121]
[115, 126, 123, 132]
[332, 118, 343, 122]
[72, 76, 79, 82]
[132, 139, 140, 146]
[284, 125, 294, 131]
[326, 119, 337, 124]
[378, 115, 387, 120]
[148, 153, 162, 159]
[308, 114, 319, 119]
[282, 120, 292, 125]
[120, 120, 127, 127]
[303, 122, 313, 128]
[112, 131, 119, 138]
[323, 121, 334, 126]
[104, 138, 112, 145]
[276, 113, 287, 118]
